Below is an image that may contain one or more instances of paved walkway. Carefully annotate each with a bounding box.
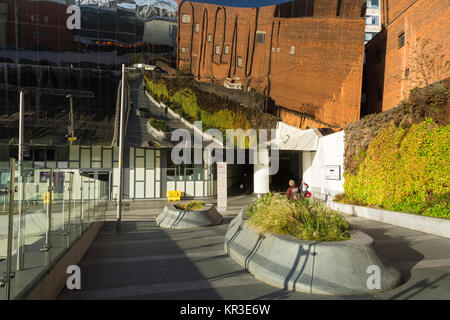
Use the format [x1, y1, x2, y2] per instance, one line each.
[58, 196, 450, 300]
[125, 76, 193, 148]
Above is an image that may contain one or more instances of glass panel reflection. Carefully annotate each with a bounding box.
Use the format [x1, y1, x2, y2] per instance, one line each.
[0, 0, 177, 146]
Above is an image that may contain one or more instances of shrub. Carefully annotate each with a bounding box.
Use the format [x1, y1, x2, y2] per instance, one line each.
[148, 118, 172, 132]
[145, 77, 170, 101]
[344, 79, 449, 175]
[175, 201, 205, 211]
[144, 74, 252, 141]
[137, 106, 151, 113]
[172, 88, 201, 120]
[344, 118, 450, 219]
[246, 193, 351, 242]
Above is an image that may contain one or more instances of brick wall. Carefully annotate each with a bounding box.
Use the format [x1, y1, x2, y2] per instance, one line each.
[365, 0, 450, 113]
[176, 0, 366, 129]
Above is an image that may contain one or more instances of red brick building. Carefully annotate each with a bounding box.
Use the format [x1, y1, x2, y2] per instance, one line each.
[364, 0, 450, 114]
[175, 0, 367, 129]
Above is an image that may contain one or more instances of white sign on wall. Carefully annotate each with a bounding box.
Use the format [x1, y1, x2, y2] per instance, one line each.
[217, 162, 227, 212]
[325, 165, 341, 180]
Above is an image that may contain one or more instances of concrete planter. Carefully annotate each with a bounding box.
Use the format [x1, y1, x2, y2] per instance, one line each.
[156, 204, 223, 229]
[224, 210, 402, 295]
[146, 120, 169, 140]
[145, 91, 223, 147]
[136, 109, 152, 118]
[328, 200, 450, 239]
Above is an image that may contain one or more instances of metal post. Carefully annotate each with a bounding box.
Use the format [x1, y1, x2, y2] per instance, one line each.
[87, 177, 91, 226]
[116, 64, 126, 232]
[5, 158, 15, 300]
[68, 95, 74, 145]
[68, 174, 72, 230]
[79, 175, 83, 236]
[40, 170, 53, 252]
[62, 173, 69, 236]
[16, 89, 26, 270]
[93, 174, 97, 221]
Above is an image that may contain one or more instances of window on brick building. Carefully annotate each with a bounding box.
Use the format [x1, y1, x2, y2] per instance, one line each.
[398, 32, 405, 48]
[215, 45, 221, 55]
[367, 0, 379, 8]
[256, 31, 266, 44]
[366, 15, 380, 26]
[181, 14, 191, 24]
[237, 57, 243, 68]
[224, 45, 230, 55]
[195, 23, 199, 33]
[180, 47, 187, 54]
[365, 32, 377, 42]
[290, 46, 295, 55]
[207, 34, 212, 42]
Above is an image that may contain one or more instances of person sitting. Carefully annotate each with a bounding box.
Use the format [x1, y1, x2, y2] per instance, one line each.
[286, 179, 299, 200]
[300, 180, 311, 198]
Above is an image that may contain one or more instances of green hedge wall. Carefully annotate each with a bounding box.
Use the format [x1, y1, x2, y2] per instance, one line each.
[344, 118, 450, 219]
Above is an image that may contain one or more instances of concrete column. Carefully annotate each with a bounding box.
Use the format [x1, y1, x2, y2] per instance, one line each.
[253, 149, 270, 197]
[302, 151, 314, 179]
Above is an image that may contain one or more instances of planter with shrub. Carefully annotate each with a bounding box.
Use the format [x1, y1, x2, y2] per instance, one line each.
[224, 193, 401, 295]
[136, 106, 152, 118]
[156, 202, 223, 229]
[146, 118, 172, 139]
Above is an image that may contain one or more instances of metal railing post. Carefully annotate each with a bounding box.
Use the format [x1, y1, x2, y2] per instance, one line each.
[5, 158, 16, 300]
[62, 173, 68, 237]
[67, 174, 72, 239]
[40, 170, 53, 252]
[117, 64, 126, 232]
[87, 177, 91, 226]
[79, 175, 83, 236]
[16, 89, 26, 271]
